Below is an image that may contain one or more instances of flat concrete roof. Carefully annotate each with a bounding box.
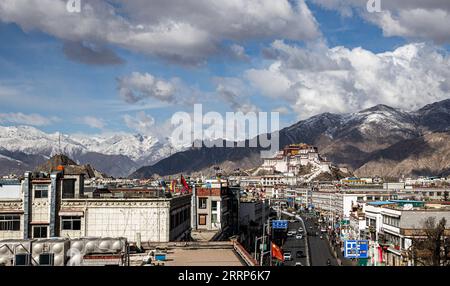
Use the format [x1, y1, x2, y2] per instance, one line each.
[164, 247, 244, 266]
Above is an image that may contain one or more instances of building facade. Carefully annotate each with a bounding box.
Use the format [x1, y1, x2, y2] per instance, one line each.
[0, 171, 191, 243]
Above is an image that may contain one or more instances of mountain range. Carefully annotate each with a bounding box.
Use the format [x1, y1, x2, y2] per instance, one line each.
[0, 126, 182, 177]
[130, 99, 450, 179]
[1, 99, 449, 179]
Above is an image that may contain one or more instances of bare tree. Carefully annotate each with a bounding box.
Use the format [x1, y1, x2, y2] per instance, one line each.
[409, 217, 449, 266]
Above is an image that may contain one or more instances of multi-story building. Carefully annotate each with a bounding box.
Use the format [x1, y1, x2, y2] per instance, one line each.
[362, 200, 450, 266]
[260, 143, 330, 176]
[193, 179, 233, 234]
[0, 170, 191, 243]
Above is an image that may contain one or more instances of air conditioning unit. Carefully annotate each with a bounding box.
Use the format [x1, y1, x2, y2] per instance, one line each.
[32, 238, 70, 266]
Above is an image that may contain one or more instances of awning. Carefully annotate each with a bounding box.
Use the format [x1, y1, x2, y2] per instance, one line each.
[0, 210, 24, 214]
[58, 210, 84, 216]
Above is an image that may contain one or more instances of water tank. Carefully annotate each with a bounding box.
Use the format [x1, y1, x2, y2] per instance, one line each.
[0, 239, 34, 266]
[31, 238, 70, 266]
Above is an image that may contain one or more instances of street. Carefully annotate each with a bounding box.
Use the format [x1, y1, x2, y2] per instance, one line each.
[281, 221, 308, 266]
[301, 213, 338, 266]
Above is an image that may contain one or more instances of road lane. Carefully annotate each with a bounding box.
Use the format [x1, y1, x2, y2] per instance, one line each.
[301, 213, 338, 266]
[282, 221, 308, 266]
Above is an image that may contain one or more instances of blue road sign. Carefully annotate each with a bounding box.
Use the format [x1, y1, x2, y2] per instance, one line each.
[344, 240, 369, 259]
[272, 220, 288, 229]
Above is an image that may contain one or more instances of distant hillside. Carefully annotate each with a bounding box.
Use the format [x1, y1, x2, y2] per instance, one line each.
[130, 99, 450, 179]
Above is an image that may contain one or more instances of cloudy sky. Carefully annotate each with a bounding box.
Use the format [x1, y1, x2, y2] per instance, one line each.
[0, 0, 449, 139]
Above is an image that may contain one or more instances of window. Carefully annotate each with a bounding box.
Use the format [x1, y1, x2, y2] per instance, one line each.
[39, 253, 54, 266]
[437, 192, 442, 196]
[383, 216, 399, 227]
[0, 215, 20, 231]
[199, 198, 207, 209]
[429, 192, 434, 197]
[34, 189, 48, 199]
[211, 201, 218, 211]
[212, 213, 218, 224]
[199, 214, 207, 225]
[62, 179, 75, 198]
[61, 216, 81, 230]
[33, 226, 48, 238]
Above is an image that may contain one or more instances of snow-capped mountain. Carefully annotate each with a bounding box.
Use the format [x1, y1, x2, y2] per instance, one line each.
[131, 99, 450, 178]
[0, 126, 184, 177]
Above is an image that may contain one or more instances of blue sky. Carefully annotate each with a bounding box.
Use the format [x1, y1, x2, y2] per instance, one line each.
[0, 0, 449, 138]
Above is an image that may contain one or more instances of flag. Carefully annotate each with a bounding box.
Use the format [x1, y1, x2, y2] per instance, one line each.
[271, 242, 284, 262]
[170, 180, 177, 193]
[181, 174, 190, 193]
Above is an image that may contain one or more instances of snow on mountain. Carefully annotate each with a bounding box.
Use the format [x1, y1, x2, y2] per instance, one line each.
[0, 125, 181, 164]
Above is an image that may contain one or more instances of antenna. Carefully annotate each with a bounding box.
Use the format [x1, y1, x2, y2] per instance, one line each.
[58, 132, 61, 155]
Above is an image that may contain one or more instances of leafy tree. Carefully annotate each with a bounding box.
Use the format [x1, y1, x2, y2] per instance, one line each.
[444, 191, 449, 202]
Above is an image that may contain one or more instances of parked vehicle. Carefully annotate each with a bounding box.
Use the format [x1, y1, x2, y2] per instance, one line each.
[283, 252, 292, 261]
[287, 231, 296, 237]
[296, 251, 305, 258]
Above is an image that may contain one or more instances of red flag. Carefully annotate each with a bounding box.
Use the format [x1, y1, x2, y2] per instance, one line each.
[181, 175, 190, 193]
[271, 242, 284, 262]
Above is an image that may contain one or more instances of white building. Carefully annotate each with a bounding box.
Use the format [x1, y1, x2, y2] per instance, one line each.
[0, 171, 191, 243]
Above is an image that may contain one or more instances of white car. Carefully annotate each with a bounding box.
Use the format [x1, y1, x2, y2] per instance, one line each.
[295, 234, 303, 240]
[295, 262, 303, 266]
[283, 252, 292, 261]
[287, 231, 296, 237]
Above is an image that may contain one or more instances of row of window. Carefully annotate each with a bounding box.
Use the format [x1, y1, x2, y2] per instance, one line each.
[170, 208, 190, 230]
[0, 215, 20, 231]
[0, 215, 81, 232]
[383, 215, 400, 227]
[198, 198, 218, 211]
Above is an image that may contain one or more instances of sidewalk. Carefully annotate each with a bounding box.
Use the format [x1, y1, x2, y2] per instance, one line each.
[327, 238, 357, 266]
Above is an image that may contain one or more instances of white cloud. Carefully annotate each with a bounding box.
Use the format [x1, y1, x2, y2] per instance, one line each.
[0, 0, 320, 64]
[230, 44, 250, 61]
[80, 116, 105, 129]
[213, 77, 259, 113]
[246, 40, 450, 119]
[117, 72, 176, 104]
[123, 111, 156, 135]
[0, 112, 60, 126]
[309, 0, 450, 43]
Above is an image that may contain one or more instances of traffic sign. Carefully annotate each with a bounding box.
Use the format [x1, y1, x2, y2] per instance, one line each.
[344, 240, 369, 259]
[272, 220, 288, 229]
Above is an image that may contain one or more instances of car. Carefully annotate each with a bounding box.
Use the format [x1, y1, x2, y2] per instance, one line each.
[295, 262, 303, 266]
[298, 227, 304, 232]
[287, 231, 296, 237]
[283, 252, 292, 261]
[296, 251, 305, 258]
[295, 234, 303, 240]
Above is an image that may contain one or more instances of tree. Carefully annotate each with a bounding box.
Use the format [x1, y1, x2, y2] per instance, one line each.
[444, 191, 449, 202]
[409, 217, 450, 266]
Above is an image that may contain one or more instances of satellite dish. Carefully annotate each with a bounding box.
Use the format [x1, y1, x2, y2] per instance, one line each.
[403, 204, 413, 210]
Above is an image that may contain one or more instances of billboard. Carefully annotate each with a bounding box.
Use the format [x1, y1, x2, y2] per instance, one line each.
[344, 240, 369, 259]
[272, 220, 288, 229]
